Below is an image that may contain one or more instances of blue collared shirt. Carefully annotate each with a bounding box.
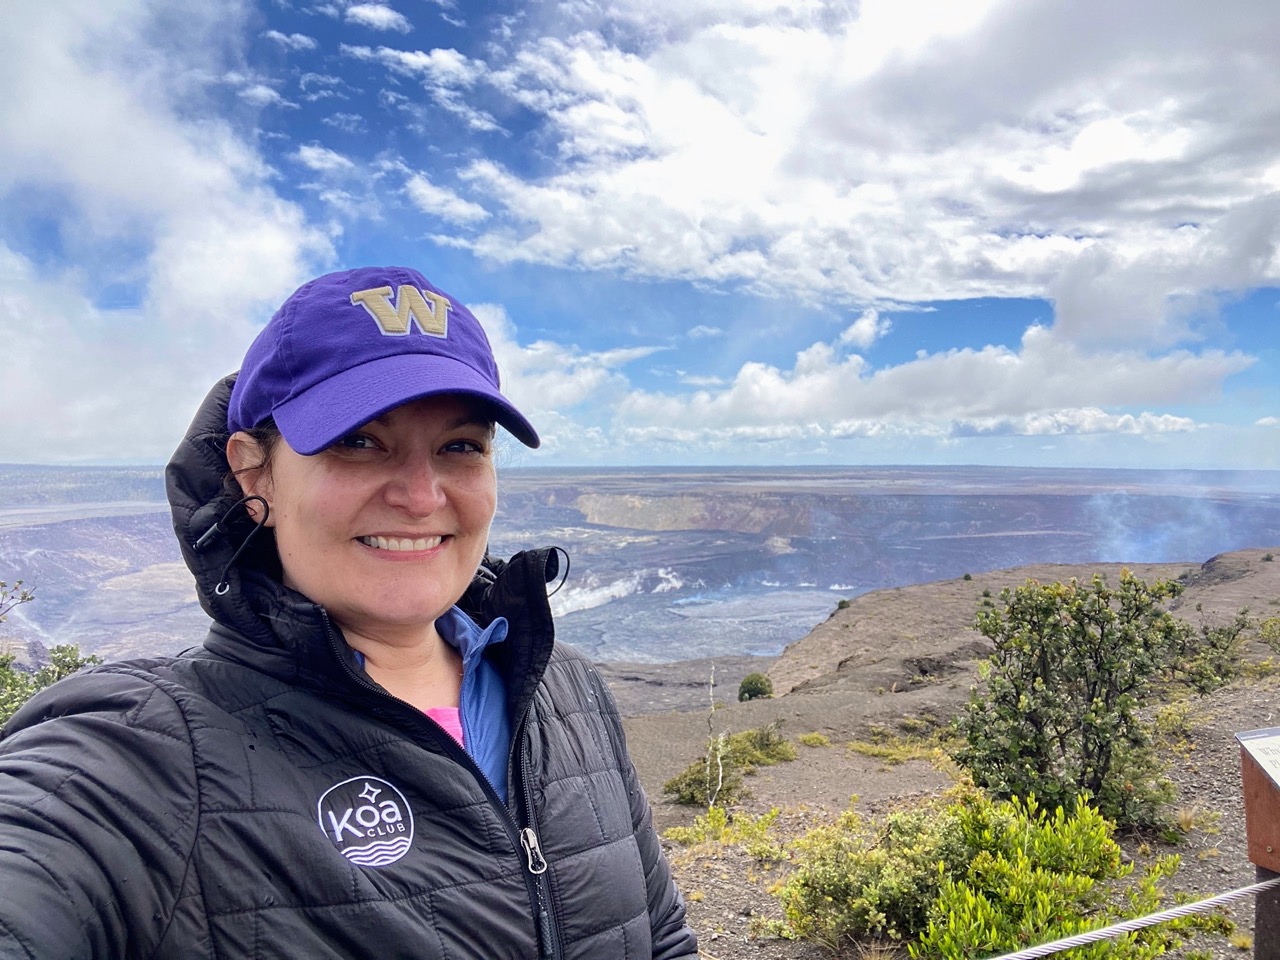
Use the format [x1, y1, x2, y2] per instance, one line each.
[352, 607, 512, 803]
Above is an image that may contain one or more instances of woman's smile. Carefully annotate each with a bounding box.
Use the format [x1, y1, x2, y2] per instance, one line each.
[357, 534, 447, 552]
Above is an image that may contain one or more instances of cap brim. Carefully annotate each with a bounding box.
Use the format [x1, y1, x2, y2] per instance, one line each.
[271, 353, 540, 454]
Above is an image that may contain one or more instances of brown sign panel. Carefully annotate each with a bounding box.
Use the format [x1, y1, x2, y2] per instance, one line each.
[1238, 727, 1280, 873]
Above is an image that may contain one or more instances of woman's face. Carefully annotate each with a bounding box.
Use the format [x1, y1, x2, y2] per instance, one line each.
[228, 395, 497, 646]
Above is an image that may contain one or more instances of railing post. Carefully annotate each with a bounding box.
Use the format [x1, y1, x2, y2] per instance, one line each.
[1236, 728, 1280, 960]
[1257, 866, 1280, 960]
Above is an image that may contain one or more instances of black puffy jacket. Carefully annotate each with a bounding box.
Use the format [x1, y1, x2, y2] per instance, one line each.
[0, 377, 697, 960]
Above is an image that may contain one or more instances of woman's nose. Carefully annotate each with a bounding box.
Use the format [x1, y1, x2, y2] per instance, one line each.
[385, 459, 447, 515]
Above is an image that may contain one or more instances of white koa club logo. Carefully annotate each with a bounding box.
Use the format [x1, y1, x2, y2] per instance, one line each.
[317, 776, 415, 867]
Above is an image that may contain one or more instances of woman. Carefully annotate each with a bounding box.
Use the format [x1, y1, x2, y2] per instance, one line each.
[0, 266, 698, 959]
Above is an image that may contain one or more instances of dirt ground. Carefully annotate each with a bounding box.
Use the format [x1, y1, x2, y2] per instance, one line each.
[610, 548, 1280, 959]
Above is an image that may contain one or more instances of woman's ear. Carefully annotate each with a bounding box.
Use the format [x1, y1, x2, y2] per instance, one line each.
[226, 432, 273, 525]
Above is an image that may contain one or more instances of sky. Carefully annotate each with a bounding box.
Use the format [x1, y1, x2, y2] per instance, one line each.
[0, 0, 1277, 471]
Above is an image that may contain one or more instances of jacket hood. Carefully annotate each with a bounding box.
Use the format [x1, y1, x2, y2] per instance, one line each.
[167, 375, 286, 645]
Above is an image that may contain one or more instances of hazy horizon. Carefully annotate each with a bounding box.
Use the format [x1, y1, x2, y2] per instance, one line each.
[3, 463, 1278, 665]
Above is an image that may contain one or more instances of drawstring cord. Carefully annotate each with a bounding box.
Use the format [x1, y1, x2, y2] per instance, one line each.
[547, 546, 570, 597]
[194, 495, 270, 596]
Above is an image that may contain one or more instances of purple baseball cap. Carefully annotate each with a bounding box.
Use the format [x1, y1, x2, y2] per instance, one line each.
[227, 266, 539, 453]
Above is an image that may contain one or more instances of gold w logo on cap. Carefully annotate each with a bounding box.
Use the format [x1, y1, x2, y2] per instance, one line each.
[349, 285, 451, 336]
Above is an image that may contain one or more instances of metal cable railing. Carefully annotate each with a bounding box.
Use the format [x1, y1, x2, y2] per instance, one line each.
[982, 875, 1280, 960]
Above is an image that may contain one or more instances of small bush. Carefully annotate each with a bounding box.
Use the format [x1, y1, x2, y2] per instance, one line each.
[1153, 701, 1195, 742]
[663, 722, 795, 806]
[954, 572, 1205, 829]
[1170, 610, 1252, 695]
[1259, 616, 1280, 653]
[962, 573, 972, 581]
[725, 722, 796, 768]
[1263, 553, 1274, 562]
[738, 672, 773, 701]
[837, 598, 852, 610]
[797, 731, 830, 747]
[1, 642, 101, 725]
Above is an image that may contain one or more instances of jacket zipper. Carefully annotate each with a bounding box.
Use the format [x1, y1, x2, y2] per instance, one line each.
[511, 711, 560, 960]
[320, 611, 562, 959]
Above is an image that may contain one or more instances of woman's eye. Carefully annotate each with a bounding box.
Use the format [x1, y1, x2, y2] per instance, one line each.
[442, 438, 487, 456]
[336, 433, 378, 450]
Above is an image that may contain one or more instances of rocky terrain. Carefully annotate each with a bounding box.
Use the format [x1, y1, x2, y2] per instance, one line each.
[613, 547, 1280, 958]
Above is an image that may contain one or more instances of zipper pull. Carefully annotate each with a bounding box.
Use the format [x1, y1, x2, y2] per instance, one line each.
[520, 827, 548, 875]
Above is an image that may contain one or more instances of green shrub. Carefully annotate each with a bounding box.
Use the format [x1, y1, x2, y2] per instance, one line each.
[913, 842, 1179, 959]
[797, 731, 830, 747]
[1263, 553, 1274, 562]
[962, 573, 972, 581]
[773, 784, 1191, 958]
[774, 792, 960, 945]
[837, 598, 852, 610]
[1, 643, 102, 725]
[662, 722, 795, 806]
[954, 572, 1195, 829]
[663, 732, 746, 806]
[1258, 616, 1280, 653]
[1172, 610, 1252, 695]
[724, 722, 795, 768]
[738, 672, 773, 701]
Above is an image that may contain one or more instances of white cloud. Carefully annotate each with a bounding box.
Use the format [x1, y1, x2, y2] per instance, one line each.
[404, 173, 489, 224]
[0, 0, 331, 461]
[1258, 416, 1280, 427]
[341, 43, 500, 131]
[687, 325, 722, 338]
[951, 409, 1198, 438]
[262, 29, 317, 51]
[295, 144, 356, 173]
[238, 84, 294, 108]
[837, 309, 891, 349]
[321, 112, 365, 132]
[300, 72, 343, 92]
[613, 324, 1252, 441]
[469, 303, 668, 454]
[439, 0, 1280, 347]
[345, 3, 412, 33]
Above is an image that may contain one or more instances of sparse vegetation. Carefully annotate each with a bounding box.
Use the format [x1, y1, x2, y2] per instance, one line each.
[3, 583, 102, 724]
[664, 805, 786, 862]
[663, 722, 796, 806]
[797, 731, 830, 747]
[1153, 701, 1196, 742]
[847, 726, 944, 767]
[0, 580, 34, 626]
